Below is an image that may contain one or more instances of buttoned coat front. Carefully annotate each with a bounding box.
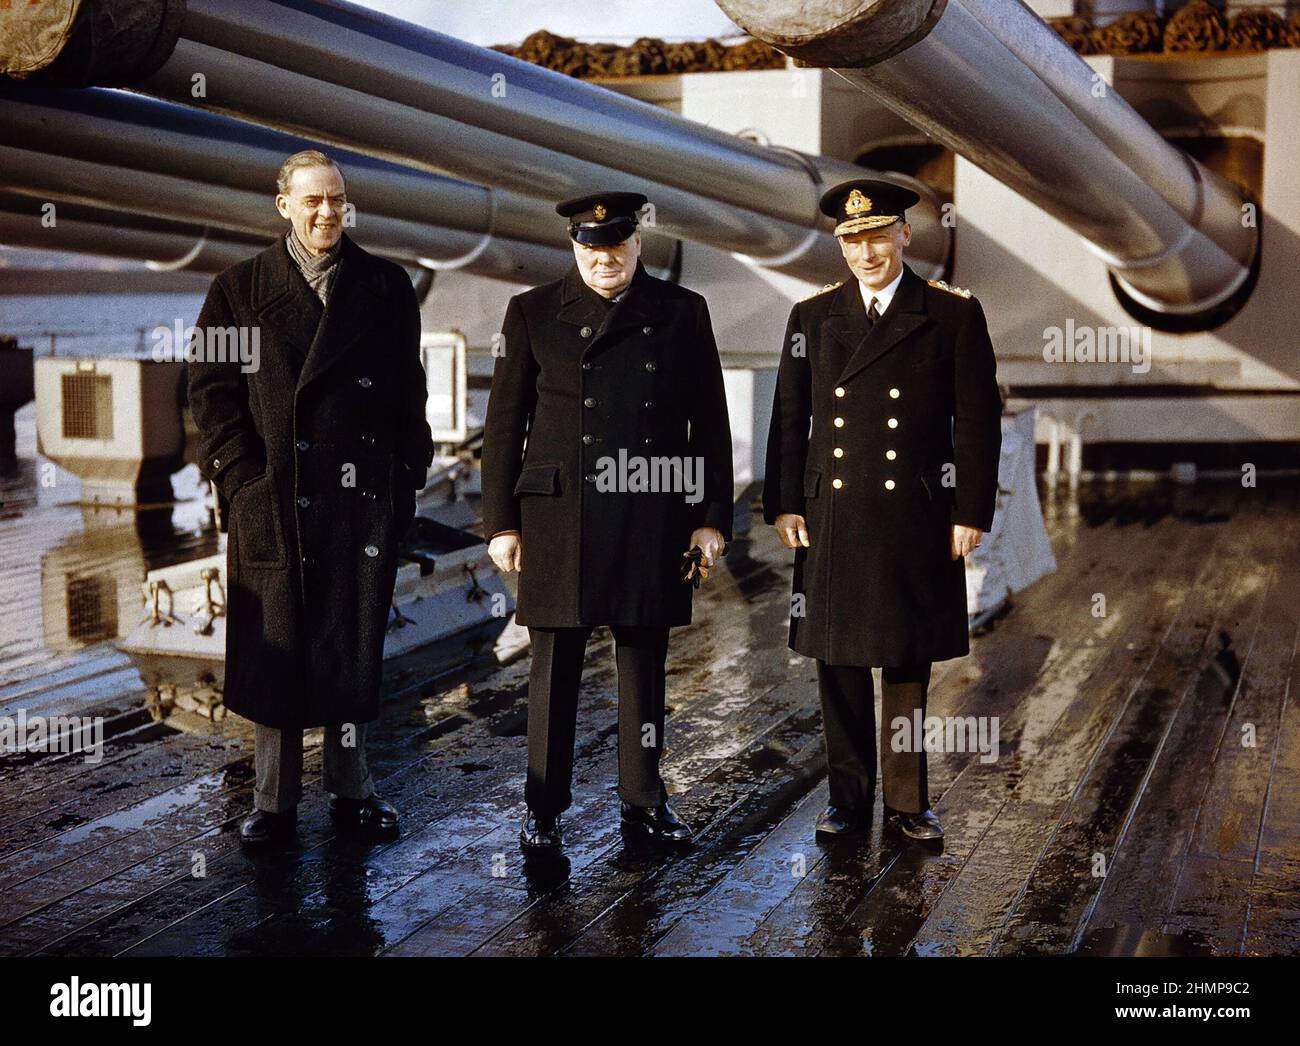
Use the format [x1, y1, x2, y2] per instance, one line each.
[187, 235, 434, 728]
[762, 264, 1002, 667]
[480, 262, 734, 628]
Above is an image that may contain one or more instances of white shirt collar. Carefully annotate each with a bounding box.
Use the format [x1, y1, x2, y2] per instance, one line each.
[859, 265, 905, 317]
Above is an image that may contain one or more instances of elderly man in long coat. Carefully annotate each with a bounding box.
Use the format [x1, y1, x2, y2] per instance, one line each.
[764, 179, 1002, 842]
[188, 150, 434, 845]
[482, 192, 734, 850]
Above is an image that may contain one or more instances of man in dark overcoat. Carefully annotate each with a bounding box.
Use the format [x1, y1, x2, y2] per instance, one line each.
[187, 151, 434, 845]
[763, 179, 1002, 842]
[481, 192, 734, 850]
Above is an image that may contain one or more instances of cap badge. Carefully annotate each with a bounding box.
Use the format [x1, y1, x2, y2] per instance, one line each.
[593, 203, 607, 220]
[845, 189, 871, 215]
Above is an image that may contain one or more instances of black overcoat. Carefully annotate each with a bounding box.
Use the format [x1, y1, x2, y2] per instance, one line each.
[187, 234, 434, 728]
[762, 264, 1002, 667]
[480, 261, 733, 628]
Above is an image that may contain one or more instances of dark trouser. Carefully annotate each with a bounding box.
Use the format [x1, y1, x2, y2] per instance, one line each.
[815, 660, 932, 815]
[253, 722, 375, 813]
[525, 625, 671, 818]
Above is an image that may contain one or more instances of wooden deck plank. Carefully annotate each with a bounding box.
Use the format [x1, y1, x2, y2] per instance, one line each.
[810, 494, 1224, 955]
[89, 549, 790, 955]
[920, 509, 1248, 956]
[1077, 497, 1296, 953]
[836, 491, 1244, 956]
[681, 498, 1155, 957]
[1000, 505, 1287, 954]
[1244, 616, 1300, 955]
[379, 683, 825, 956]
[1, 481, 1298, 957]
[1157, 510, 1300, 954]
[13, 652, 540, 953]
[464, 493, 1100, 956]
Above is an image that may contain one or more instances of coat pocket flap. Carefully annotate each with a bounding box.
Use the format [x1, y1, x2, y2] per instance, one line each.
[231, 468, 271, 500]
[231, 466, 286, 568]
[513, 463, 561, 496]
[803, 466, 822, 498]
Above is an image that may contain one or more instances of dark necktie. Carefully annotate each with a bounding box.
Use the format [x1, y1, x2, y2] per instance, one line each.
[867, 297, 881, 327]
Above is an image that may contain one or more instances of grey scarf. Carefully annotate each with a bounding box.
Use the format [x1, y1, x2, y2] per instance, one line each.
[285, 229, 343, 305]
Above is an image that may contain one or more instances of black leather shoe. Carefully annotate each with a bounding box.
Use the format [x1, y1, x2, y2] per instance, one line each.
[331, 795, 400, 838]
[620, 801, 693, 844]
[815, 805, 870, 837]
[885, 806, 944, 840]
[520, 810, 563, 850]
[239, 809, 297, 846]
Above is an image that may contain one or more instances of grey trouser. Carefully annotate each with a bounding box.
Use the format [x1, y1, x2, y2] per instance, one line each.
[253, 722, 375, 813]
[815, 661, 933, 815]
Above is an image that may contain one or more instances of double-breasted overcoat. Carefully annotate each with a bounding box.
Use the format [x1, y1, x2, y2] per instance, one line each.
[480, 261, 734, 628]
[762, 264, 1002, 667]
[187, 234, 434, 728]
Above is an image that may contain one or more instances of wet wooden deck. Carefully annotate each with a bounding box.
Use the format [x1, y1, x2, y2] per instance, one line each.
[1, 473, 1298, 957]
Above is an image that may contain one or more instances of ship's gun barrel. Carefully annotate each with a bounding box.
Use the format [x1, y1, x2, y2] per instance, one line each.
[713, 0, 1258, 318]
[1, 0, 950, 280]
[0, 85, 583, 283]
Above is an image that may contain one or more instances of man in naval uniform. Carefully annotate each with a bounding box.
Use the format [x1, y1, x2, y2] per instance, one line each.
[481, 192, 734, 850]
[763, 179, 1002, 841]
[188, 151, 433, 845]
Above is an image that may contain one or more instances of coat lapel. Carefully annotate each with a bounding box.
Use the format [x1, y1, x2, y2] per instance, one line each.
[824, 277, 871, 365]
[834, 265, 929, 386]
[297, 235, 387, 390]
[556, 264, 610, 340]
[253, 237, 323, 359]
[592, 262, 660, 346]
[555, 261, 661, 359]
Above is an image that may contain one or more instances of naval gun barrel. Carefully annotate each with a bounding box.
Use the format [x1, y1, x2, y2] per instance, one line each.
[0, 86, 679, 273]
[0, 142, 573, 284]
[128, 0, 947, 279]
[0, 192, 263, 274]
[0, 85, 585, 282]
[713, 0, 1257, 319]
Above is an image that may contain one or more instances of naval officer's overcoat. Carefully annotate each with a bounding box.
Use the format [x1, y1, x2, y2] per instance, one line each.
[187, 234, 434, 728]
[480, 261, 734, 628]
[762, 264, 1002, 667]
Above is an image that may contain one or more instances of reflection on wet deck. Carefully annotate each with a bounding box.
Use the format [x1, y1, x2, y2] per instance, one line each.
[1, 404, 1298, 956]
[0, 404, 217, 716]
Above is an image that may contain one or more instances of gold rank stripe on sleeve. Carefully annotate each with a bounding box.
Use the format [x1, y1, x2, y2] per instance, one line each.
[926, 278, 972, 298]
[800, 280, 843, 302]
